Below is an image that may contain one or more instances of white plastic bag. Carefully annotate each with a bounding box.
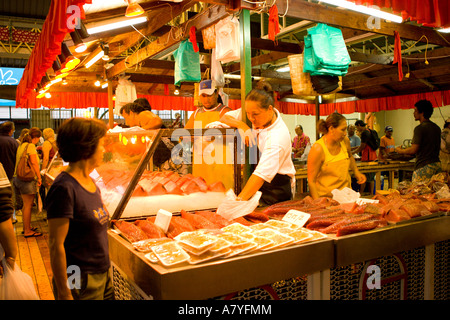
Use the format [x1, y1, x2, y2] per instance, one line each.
[211, 48, 225, 87]
[215, 16, 240, 63]
[114, 76, 137, 115]
[216, 189, 261, 221]
[331, 187, 360, 204]
[0, 258, 40, 300]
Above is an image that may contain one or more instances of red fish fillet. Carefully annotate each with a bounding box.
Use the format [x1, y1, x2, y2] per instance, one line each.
[138, 179, 167, 195]
[306, 214, 348, 230]
[192, 176, 208, 192]
[233, 216, 253, 226]
[336, 219, 384, 236]
[166, 216, 195, 238]
[114, 220, 148, 242]
[318, 214, 375, 234]
[384, 208, 411, 222]
[244, 211, 270, 223]
[135, 219, 166, 239]
[195, 211, 230, 228]
[163, 180, 184, 195]
[181, 210, 219, 229]
[180, 179, 202, 194]
[207, 181, 226, 192]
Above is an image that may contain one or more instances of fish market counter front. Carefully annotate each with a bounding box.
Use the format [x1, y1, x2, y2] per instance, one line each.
[108, 230, 335, 300]
[108, 215, 450, 300]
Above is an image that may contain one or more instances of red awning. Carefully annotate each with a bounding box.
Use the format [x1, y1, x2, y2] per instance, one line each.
[349, 0, 450, 28]
[15, 0, 89, 108]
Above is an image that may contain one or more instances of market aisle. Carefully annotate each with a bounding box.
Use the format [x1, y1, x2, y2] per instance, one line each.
[13, 208, 55, 300]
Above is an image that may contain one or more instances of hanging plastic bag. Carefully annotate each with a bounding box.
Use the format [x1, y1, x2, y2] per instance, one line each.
[211, 48, 225, 87]
[202, 24, 216, 50]
[216, 189, 261, 221]
[114, 76, 137, 115]
[173, 39, 201, 86]
[0, 258, 40, 300]
[215, 16, 240, 63]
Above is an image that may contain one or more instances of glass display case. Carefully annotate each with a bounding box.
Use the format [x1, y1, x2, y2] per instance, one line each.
[45, 127, 240, 220]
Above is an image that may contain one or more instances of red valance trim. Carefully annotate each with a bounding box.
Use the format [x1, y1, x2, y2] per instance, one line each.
[23, 90, 450, 117]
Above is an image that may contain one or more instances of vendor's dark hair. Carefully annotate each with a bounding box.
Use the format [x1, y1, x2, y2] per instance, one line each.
[415, 99, 433, 119]
[120, 102, 146, 116]
[317, 112, 346, 135]
[22, 127, 42, 143]
[134, 98, 152, 111]
[245, 81, 274, 110]
[0, 121, 14, 135]
[57, 118, 107, 163]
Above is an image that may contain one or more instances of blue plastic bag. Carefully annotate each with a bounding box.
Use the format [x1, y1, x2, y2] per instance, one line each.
[173, 39, 201, 86]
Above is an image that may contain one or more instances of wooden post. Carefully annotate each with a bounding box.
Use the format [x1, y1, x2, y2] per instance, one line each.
[240, 9, 252, 188]
[107, 80, 114, 129]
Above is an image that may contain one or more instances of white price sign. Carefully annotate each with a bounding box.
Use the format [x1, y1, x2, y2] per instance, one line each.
[282, 210, 311, 227]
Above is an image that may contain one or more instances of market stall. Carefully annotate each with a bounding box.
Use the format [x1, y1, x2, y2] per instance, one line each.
[295, 161, 415, 194]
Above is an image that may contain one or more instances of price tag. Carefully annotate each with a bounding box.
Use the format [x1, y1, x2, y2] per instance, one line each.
[282, 210, 311, 227]
[355, 198, 379, 206]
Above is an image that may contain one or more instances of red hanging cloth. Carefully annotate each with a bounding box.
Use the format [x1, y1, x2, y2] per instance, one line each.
[268, 5, 280, 44]
[393, 31, 403, 81]
[189, 26, 199, 53]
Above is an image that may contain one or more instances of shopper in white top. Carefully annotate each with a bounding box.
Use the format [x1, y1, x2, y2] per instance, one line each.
[220, 81, 296, 205]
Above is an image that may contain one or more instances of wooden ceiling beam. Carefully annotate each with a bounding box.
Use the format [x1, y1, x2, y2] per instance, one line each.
[276, 0, 450, 47]
[106, 0, 198, 59]
[106, 4, 229, 79]
[343, 64, 450, 91]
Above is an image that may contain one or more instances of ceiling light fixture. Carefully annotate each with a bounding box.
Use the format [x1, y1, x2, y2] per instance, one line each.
[70, 29, 87, 53]
[86, 16, 147, 35]
[101, 82, 108, 89]
[59, 42, 80, 72]
[319, 0, 403, 23]
[438, 28, 450, 33]
[62, 79, 68, 85]
[101, 43, 110, 61]
[85, 46, 105, 69]
[125, 0, 145, 17]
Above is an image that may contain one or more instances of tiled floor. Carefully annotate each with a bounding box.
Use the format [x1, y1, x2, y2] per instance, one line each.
[11, 208, 54, 300]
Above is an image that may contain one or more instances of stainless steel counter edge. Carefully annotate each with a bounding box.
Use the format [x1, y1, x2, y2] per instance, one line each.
[108, 231, 335, 300]
[333, 215, 450, 267]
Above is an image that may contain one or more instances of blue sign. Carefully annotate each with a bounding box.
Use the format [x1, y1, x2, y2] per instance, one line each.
[0, 67, 24, 85]
[0, 68, 24, 106]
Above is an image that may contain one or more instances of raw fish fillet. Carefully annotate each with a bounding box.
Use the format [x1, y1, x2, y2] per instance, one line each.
[318, 214, 375, 234]
[113, 220, 148, 242]
[138, 179, 167, 195]
[195, 211, 230, 228]
[244, 211, 269, 223]
[306, 214, 348, 230]
[180, 179, 202, 194]
[339, 202, 358, 213]
[181, 210, 220, 229]
[163, 180, 184, 195]
[384, 209, 410, 222]
[233, 216, 253, 226]
[420, 200, 439, 213]
[207, 181, 226, 192]
[336, 219, 385, 236]
[135, 219, 166, 239]
[192, 176, 209, 192]
[166, 216, 195, 239]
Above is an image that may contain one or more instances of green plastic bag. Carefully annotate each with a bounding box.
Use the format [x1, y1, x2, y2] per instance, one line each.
[173, 39, 201, 86]
[303, 23, 351, 76]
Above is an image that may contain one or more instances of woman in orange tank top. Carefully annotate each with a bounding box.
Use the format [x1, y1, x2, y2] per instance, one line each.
[307, 113, 366, 199]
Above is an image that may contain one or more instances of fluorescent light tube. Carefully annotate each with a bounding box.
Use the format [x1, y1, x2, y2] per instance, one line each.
[276, 66, 290, 72]
[85, 48, 105, 69]
[319, 0, 403, 23]
[438, 28, 450, 33]
[86, 17, 148, 34]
